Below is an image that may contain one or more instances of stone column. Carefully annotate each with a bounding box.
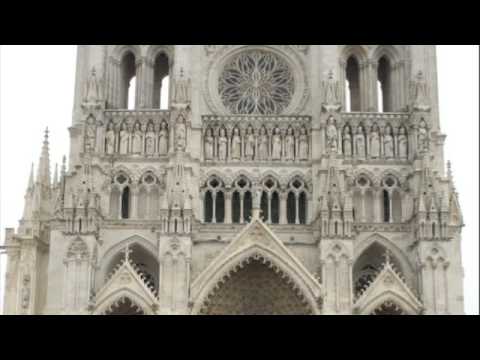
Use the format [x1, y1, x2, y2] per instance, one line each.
[224, 191, 232, 224]
[279, 192, 288, 225]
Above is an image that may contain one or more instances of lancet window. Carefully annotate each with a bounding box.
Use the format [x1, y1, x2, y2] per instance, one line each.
[109, 173, 132, 220]
[232, 177, 253, 224]
[287, 178, 308, 225]
[352, 174, 403, 224]
[204, 177, 226, 224]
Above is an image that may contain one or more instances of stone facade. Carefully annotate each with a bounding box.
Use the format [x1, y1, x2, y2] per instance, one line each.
[2, 45, 465, 315]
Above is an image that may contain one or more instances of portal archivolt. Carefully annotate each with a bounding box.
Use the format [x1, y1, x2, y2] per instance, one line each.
[199, 256, 314, 315]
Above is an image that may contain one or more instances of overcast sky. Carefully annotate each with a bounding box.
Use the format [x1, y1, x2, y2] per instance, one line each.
[0, 45, 478, 315]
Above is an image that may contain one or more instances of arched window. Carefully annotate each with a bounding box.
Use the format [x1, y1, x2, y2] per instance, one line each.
[346, 56, 361, 112]
[271, 192, 280, 224]
[216, 192, 225, 223]
[382, 176, 401, 224]
[232, 177, 252, 224]
[243, 191, 252, 222]
[153, 53, 170, 109]
[287, 178, 308, 225]
[120, 52, 137, 110]
[121, 187, 131, 219]
[378, 56, 393, 112]
[299, 192, 307, 225]
[287, 192, 296, 224]
[261, 177, 281, 224]
[232, 192, 241, 224]
[383, 190, 391, 223]
[261, 192, 269, 222]
[353, 242, 404, 298]
[204, 191, 213, 223]
[203, 177, 225, 224]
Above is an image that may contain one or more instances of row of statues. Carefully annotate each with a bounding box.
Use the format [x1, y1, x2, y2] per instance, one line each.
[204, 126, 310, 162]
[325, 117, 429, 159]
[105, 120, 170, 156]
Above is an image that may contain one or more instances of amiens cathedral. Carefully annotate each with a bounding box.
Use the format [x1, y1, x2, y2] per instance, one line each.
[2, 45, 465, 315]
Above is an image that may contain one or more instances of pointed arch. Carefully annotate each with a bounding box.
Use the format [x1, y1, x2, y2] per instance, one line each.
[94, 288, 155, 315]
[191, 221, 323, 315]
[112, 45, 142, 61]
[360, 290, 421, 315]
[355, 234, 416, 286]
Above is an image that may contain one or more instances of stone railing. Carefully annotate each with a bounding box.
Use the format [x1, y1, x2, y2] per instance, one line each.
[201, 115, 312, 163]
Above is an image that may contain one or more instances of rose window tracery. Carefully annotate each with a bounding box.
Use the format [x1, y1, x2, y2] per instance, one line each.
[219, 50, 295, 115]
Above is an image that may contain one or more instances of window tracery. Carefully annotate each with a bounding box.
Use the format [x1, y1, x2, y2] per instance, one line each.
[219, 50, 295, 115]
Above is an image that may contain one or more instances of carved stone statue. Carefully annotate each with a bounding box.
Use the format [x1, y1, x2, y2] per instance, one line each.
[119, 122, 129, 155]
[158, 121, 169, 155]
[355, 126, 366, 158]
[244, 127, 255, 161]
[132, 122, 144, 155]
[173, 68, 190, 105]
[84, 67, 101, 104]
[343, 127, 352, 157]
[218, 128, 228, 161]
[370, 125, 381, 159]
[258, 127, 269, 160]
[205, 128, 215, 160]
[175, 115, 187, 152]
[145, 123, 156, 156]
[231, 127, 242, 161]
[284, 127, 295, 161]
[418, 121, 429, 154]
[298, 127, 309, 160]
[105, 121, 116, 155]
[398, 127, 408, 159]
[326, 117, 338, 154]
[21, 274, 31, 310]
[322, 70, 341, 112]
[384, 127, 395, 159]
[272, 127, 282, 160]
[84, 116, 97, 152]
[412, 71, 431, 111]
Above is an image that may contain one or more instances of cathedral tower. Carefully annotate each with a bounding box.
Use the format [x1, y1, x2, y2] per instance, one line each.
[3, 45, 465, 315]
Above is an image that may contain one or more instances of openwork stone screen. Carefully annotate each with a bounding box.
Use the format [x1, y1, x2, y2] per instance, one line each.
[219, 50, 295, 115]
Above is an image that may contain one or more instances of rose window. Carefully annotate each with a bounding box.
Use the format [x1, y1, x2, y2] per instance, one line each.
[219, 50, 295, 115]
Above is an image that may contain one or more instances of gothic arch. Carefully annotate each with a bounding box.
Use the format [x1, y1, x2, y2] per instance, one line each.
[352, 169, 378, 187]
[94, 288, 155, 315]
[97, 235, 158, 288]
[145, 45, 174, 66]
[231, 170, 256, 186]
[191, 220, 322, 315]
[259, 171, 284, 189]
[340, 45, 369, 64]
[355, 234, 415, 283]
[359, 290, 420, 315]
[200, 170, 228, 187]
[371, 45, 403, 64]
[111, 45, 142, 61]
[191, 245, 320, 315]
[112, 166, 136, 184]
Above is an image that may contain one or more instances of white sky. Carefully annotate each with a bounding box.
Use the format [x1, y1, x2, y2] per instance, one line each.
[0, 45, 478, 315]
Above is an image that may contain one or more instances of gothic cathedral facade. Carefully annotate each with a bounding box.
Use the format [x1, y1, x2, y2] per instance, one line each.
[3, 45, 465, 315]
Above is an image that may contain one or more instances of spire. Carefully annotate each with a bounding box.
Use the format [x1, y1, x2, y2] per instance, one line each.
[52, 163, 59, 189]
[36, 127, 51, 187]
[27, 163, 35, 192]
